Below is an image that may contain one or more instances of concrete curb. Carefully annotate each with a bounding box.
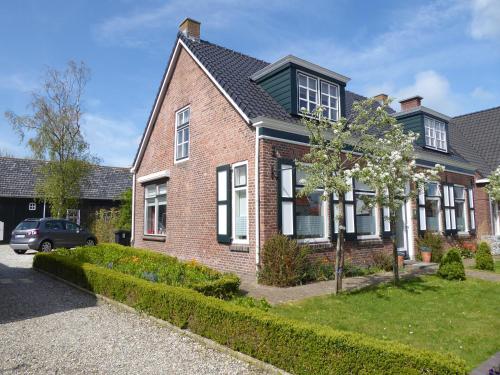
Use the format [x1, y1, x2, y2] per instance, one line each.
[35, 267, 289, 375]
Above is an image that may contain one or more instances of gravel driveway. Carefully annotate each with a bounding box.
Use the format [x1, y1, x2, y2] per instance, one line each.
[0, 245, 268, 374]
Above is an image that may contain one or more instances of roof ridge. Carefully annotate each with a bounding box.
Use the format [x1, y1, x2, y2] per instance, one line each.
[179, 32, 270, 66]
[453, 105, 500, 119]
[0, 156, 129, 170]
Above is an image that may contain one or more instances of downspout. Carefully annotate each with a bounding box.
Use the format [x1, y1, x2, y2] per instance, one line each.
[131, 172, 136, 245]
[254, 127, 260, 271]
[43, 199, 46, 218]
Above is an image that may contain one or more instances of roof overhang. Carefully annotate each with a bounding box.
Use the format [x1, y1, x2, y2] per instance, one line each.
[394, 106, 451, 122]
[250, 55, 351, 84]
[476, 178, 490, 184]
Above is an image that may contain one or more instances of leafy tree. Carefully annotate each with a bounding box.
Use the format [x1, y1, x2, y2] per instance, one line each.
[486, 166, 500, 202]
[298, 105, 372, 293]
[352, 98, 443, 284]
[5, 61, 97, 217]
[117, 188, 132, 230]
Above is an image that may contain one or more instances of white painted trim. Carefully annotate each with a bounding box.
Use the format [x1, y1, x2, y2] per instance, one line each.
[250, 54, 351, 83]
[131, 38, 250, 173]
[405, 197, 415, 260]
[254, 131, 260, 269]
[477, 178, 490, 184]
[394, 105, 451, 122]
[137, 170, 170, 183]
[174, 105, 191, 163]
[178, 39, 250, 124]
[231, 160, 250, 245]
[131, 173, 135, 244]
[296, 70, 341, 121]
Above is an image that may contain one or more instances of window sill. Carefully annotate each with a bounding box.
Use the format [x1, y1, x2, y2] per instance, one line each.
[142, 235, 166, 242]
[230, 244, 249, 253]
[174, 157, 189, 165]
[357, 237, 383, 246]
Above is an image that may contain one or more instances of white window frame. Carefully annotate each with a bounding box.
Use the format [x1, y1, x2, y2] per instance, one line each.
[295, 166, 329, 243]
[174, 106, 190, 163]
[297, 71, 340, 121]
[66, 209, 81, 225]
[320, 80, 339, 121]
[425, 182, 442, 232]
[28, 202, 36, 211]
[144, 182, 167, 236]
[454, 185, 468, 234]
[354, 180, 379, 240]
[424, 116, 447, 152]
[232, 161, 249, 244]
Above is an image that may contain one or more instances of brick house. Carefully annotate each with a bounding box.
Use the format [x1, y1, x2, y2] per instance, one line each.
[131, 19, 487, 276]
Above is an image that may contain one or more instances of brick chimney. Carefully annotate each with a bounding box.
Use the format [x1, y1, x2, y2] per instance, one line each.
[373, 93, 388, 104]
[179, 18, 201, 40]
[399, 95, 423, 112]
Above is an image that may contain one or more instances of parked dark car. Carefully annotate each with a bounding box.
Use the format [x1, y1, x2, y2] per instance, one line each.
[9, 218, 97, 254]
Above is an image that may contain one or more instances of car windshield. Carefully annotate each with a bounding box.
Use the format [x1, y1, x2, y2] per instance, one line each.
[15, 221, 39, 230]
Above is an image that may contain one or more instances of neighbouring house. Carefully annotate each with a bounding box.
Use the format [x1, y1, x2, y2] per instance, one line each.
[130, 18, 490, 276]
[0, 156, 132, 244]
[449, 106, 500, 238]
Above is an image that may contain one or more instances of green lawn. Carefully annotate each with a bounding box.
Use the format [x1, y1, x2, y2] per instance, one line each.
[272, 276, 500, 369]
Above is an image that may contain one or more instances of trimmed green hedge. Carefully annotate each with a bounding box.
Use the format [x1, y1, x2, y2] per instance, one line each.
[55, 244, 239, 299]
[34, 252, 466, 375]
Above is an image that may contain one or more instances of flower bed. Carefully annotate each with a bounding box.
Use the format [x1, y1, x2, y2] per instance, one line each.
[55, 243, 239, 299]
[33, 252, 466, 375]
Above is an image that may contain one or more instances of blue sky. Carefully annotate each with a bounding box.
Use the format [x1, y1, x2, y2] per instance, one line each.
[1, 0, 499, 167]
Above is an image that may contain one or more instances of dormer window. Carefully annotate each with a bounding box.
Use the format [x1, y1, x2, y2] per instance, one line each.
[424, 116, 447, 152]
[298, 72, 339, 121]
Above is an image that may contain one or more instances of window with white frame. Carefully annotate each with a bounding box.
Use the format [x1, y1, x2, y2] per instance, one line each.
[424, 116, 447, 152]
[175, 107, 190, 161]
[232, 163, 248, 243]
[425, 183, 441, 231]
[295, 169, 327, 240]
[66, 209, 81, 225]
[354, 180, 377, 238]
[298, 73, 318, 114]
[28, 202, 36, 211]
[144, 182, 166, 235]
[320, 81, 339, 121]
[298, 72, 340, 121]
[454, 185, 467, 232]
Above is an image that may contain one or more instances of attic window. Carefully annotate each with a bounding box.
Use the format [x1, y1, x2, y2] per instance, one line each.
[298, 72, 339, 121]
[424, 116, 447, 152]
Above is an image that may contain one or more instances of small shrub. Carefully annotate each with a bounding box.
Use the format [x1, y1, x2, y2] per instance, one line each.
[306, 256, 335, 281]
[475, 241, 494, 271]
[437, 248, 466, 280]
[258, 235, 311, 287]
[228, 296, 271, 311]
[371, 252, 393, 272]
[418, 232, 445, 263]
[457, 240, 476, 259]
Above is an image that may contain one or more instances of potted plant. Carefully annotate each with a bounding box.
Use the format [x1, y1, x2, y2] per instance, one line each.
[397, 251, 405, 269]
[420, 246, 432, 263]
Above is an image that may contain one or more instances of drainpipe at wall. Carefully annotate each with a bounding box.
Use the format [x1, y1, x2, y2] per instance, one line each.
[254, 127, 260, 271]
[43, 199, 46, 218]
[131, 173, 136, 246]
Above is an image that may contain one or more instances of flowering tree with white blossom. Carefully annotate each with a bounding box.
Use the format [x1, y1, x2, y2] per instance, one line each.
[298, 104, 373, 294]
[486, 166, 500, 202]
[352, 98, 444, 284]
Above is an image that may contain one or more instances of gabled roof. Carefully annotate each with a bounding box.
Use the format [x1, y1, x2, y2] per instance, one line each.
[0, 157, 132, 200]
[450, 106, 500, 176]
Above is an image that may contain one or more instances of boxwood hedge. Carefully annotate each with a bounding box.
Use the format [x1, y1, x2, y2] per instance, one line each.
[33, 252, 466, 375]
[55, 244, 239, 299]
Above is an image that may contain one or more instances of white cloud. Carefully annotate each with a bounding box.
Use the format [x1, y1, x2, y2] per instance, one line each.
[82, 113, 141, 167]
[391, 70, 459, 115]
[469, 0, 500, 40]
[0, 73, 36, 93]
[471, 86, 495, 100]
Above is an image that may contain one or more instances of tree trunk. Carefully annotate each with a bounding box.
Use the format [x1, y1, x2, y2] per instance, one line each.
[390, 217, 400, 285]
[334, 195, 345, 294]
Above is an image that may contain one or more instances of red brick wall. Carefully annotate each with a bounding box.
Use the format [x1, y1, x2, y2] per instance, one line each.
[475, 184, 493, 238]
[133, 47, 256, 276]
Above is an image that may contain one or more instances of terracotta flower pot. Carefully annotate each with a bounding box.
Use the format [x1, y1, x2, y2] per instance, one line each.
[398, 255, 405, 268]
[422, 251, 432, 263]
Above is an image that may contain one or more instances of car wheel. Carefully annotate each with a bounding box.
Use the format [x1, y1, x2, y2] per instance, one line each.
[85, 238, 96, 246]
[13, 249, 27, 255]
[40, 241, 53, 252]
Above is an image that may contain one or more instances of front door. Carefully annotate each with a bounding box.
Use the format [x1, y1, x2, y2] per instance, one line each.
[395, 201, 409, 257]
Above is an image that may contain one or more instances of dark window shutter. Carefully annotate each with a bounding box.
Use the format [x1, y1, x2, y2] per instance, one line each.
[278, 159, 295, 236]
[216, 165, 232, 243]
[417, 185, 427, 236]
[443, 184, 457, 235]
[467, 187, 476, 234]
[344, 177, 356, 240]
